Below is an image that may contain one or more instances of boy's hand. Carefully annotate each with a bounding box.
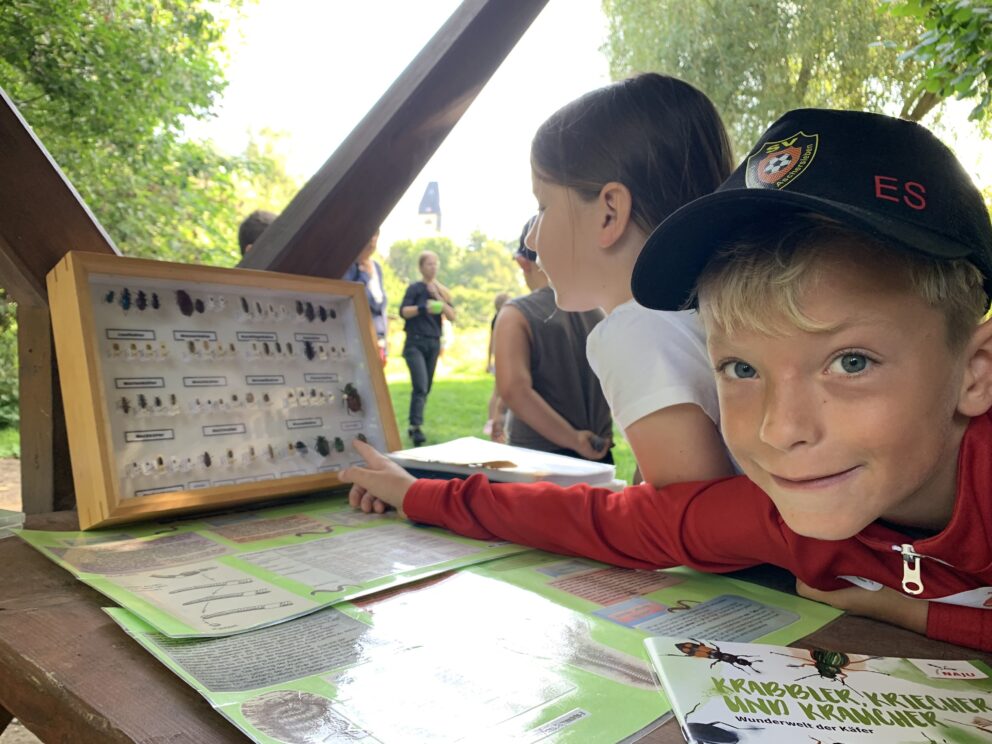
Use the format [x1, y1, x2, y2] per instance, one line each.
[340, 440, 416, 516]
[796, 579, 928, 634]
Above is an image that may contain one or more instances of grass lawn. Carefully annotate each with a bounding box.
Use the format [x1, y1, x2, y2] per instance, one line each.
[0, 426, 18, 459]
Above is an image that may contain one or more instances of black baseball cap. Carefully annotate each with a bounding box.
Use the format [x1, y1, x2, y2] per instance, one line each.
[631, 108, 992, 311]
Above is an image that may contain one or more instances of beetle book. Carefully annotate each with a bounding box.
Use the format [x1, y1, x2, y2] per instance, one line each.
[644, 636, 992, 743]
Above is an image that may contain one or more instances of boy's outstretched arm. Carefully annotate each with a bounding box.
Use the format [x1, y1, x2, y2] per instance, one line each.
[340, 442, 773, 572]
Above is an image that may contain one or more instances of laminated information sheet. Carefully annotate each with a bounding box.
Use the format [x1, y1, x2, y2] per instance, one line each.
[17, 494, 529, 637]
[109, 552, 842, 743]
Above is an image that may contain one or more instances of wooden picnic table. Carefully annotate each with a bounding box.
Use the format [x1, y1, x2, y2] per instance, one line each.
[1, 511, 989, 743]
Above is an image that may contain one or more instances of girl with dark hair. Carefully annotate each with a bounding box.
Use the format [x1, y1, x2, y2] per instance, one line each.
[526, 73, 737, 485]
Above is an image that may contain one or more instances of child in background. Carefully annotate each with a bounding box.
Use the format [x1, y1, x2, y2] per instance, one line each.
[343, 109, 992, 652]
[526, 73, 736, 484]
[482, 290, 511, 439]
[342, 228, 388, 364]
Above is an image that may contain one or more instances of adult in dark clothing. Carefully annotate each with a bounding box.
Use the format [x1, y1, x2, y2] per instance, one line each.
[342, 229, 388, 364]
[492, 228, 612, 462]
[399, 250, 456, 446]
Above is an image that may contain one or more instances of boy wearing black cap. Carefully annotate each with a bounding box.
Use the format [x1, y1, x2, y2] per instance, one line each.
[341, 110, 992, 652]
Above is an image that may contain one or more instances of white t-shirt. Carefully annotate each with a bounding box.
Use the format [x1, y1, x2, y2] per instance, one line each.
[585, 300, 719, 430]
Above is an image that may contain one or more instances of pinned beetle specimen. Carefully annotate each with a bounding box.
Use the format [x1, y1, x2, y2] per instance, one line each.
[356, 433, 368, 444]
[151, 292, 160, 309]
[240, 296, 250, 314]
[119, 396, 131, 414]
[295, 300, 304, 317]
[153, 396, 162, 408]
[104, 290, 115, 304]
[342, 383, 362, 413]
[203, 451, 212, 468]
[136, 290, 148, 311]
[194, 298, 205, 314]
[137, 394, 148, 410]
[315, 436, 331, 457]
[329, 308, 337, 319]
[333, 437, 345, 453]
[263, 341, 271, 356]
[318, 305, 328, 322]
[294, 440, 309, 456]
[176, 289, 195, 317]
[305, 302, 315, 322]
[304, 340, 316, 361]
[286, 342, 294, 356]
[120, 287, 132, 311]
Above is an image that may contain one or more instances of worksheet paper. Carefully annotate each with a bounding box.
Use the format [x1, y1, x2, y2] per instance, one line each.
[17, 494, 529, 637]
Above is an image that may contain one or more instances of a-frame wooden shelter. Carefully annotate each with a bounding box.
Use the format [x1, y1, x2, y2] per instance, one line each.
[0, 0, 550, 515]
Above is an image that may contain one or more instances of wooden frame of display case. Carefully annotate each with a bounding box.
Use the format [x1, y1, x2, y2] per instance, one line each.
[47, 251, 401, 529]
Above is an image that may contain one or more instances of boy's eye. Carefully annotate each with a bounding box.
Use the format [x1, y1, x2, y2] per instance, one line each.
[830, 353, 871, 375]
[720, 360, 757, 379]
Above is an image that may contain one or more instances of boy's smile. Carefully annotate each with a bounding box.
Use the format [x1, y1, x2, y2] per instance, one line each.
[703, 253, 971, 541]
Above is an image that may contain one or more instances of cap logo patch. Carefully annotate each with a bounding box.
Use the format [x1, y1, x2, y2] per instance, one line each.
[746, 131, 818, 190]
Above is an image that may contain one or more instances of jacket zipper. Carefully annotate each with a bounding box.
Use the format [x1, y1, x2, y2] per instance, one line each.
[892, 543, 924, 595]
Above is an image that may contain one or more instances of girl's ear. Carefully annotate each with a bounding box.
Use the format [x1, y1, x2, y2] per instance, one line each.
[598, 182, 633, 249]
[957, 318, 992, 417]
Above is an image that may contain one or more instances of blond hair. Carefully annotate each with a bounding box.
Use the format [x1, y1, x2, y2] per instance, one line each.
[696, 215, 987, 351]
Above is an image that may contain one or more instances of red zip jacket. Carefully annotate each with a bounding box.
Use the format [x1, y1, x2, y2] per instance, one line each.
[405, 411, 992, 652]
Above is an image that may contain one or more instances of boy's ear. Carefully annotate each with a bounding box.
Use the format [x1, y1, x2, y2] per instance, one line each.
[597, 182, 633, 249]
[957, 318, 992, 417]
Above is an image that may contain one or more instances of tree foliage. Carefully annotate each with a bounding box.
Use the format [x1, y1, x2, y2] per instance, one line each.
[602, 0, 932, 154]
[0, 1, 303, 427]
[384, 233, 525, 329]
[0, 0, 296, 265]
[884, 0, 992, 121]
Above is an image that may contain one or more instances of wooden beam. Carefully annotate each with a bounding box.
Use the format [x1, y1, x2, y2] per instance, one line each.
[0, 87, 118, 303]
[240, 0, 549, 278]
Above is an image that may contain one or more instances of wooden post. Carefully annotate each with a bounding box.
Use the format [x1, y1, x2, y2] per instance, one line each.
[240, 0, 550, 278]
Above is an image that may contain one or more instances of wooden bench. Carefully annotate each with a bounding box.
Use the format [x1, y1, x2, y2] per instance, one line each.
[2, 511, 989, 744]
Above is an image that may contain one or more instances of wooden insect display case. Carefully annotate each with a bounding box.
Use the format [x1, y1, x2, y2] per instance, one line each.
[47, 251, 401, 529]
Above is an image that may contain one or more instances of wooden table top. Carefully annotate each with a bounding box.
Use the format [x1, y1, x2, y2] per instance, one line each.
[1, 511, 989, 744]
